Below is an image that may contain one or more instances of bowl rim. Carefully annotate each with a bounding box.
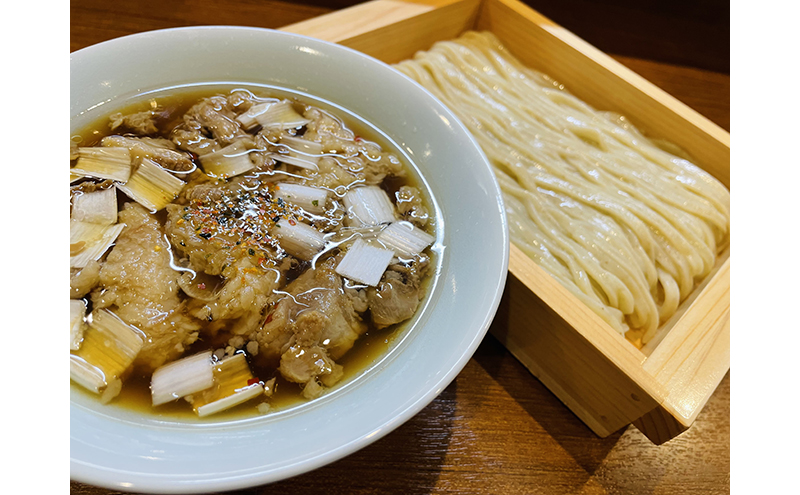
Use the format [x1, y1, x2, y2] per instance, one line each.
[70, 25, 509, 493]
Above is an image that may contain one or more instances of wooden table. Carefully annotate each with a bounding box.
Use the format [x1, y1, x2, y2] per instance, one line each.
[70, 1, 730, 493]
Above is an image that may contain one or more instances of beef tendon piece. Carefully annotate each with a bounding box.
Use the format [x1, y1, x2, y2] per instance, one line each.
[255, 257, 367, 397]
[70, 260, 101, 299]
[171, 95, 247, 154]
[109, 108, 163, 136]
[367, 262, 427, 329]
[188, 257, 282, 337]
[93, 202, 201, 374]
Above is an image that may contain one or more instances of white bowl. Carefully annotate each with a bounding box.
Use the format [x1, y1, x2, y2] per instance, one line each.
[70, 26, 508, 493]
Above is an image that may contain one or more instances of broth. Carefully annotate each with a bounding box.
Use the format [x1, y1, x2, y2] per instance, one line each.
[76, 326, 401, 421]
[70, 84, 440, 420]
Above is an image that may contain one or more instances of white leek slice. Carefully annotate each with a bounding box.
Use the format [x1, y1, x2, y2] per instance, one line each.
[189, 353, 264, 417]
[70, 308, 144, 395]
[335, 238, 394, 286]
[273, 182, 329, 214]
[235, 102, 272, 130]
[116, 158, 185, 211]
[199, 140, 255, 178]
[236, 101, 310, 131]
[328, 225, 384, 244]
[269, 153, 319, 171]
[71, 187, 118, 225]
[151, 350, 214, 406]
[377, 221, 435, 258]
[279, 136, 323, 163]
[70, 299, 87, 351]
[72, 147, 132, 182]
[100, 135, 193, 170]
[70, 220, 125, 268]
[343, 186, 397, 227]
[272, 219, 326, 261]
[70, 356, 106, 394]
[270, 136, 323, 171]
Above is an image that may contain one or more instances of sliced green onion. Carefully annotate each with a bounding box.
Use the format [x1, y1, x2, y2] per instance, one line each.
[72, 147, 132, 182]
[70, 220, 125, 268]
[199, 140, 255, 178]
[70, 299, 87, 351]
[151, 350, 214, 406]
[273, 182, 329, 214]
[70, 308, 144, 396]
[377, 221, 435, 258]
[189, 353, 264, 417]
[343, 186, 397, 227]
[236, 101, 310, 131]
[71, 187, 118, 225]
[335, 238, 394, 286]
[272, 219, 326, 261]
[116, 158, 185, 211]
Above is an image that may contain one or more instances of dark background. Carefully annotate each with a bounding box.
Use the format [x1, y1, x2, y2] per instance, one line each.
[290, 0, 731, 73]
[71, 0, 730, 74]
[522, 0, 729, 73]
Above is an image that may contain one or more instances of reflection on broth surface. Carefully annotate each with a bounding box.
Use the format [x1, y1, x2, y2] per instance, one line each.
[69, 85, 439, 419]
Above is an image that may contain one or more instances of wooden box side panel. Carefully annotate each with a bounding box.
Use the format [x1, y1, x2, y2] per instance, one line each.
[644, 260, 730, 417]
[634, 317, 729, 444]
[476, 0, 730, 188]
[282, 0, 482, 64]
[495, 246, 666, 437]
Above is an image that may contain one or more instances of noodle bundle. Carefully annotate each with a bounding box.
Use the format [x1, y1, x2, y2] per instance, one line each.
[394, 32, 730, 345]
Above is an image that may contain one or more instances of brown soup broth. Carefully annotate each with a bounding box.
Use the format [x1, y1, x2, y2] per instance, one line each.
[70, 83, 441, 420]
[101, 326, 401, 421]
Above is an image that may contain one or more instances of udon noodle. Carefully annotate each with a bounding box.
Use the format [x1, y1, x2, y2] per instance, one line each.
[395, 32, 730, 345]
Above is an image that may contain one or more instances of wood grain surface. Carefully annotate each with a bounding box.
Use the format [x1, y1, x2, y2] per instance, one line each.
[70, 1, 730, 493]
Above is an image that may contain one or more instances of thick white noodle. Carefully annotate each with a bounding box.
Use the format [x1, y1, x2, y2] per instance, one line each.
[395, 32, 730, 344]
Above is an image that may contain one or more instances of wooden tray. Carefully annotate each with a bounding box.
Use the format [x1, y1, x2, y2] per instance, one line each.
[282, 0, 730, 445]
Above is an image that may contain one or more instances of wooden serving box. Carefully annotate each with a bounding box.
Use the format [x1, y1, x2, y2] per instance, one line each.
[282, 0, 730, 444]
